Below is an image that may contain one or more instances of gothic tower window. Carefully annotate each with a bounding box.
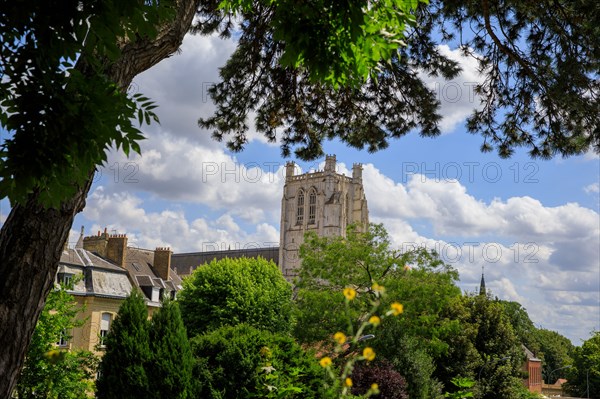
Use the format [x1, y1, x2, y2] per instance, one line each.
[296, 189, 305, 225]
[308, 189, 317, 224]
[345, 193, 349, 221]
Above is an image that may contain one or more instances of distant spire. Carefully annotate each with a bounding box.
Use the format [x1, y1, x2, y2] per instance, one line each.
[479, 265, 487, 296]
[75, 225, 85, 249]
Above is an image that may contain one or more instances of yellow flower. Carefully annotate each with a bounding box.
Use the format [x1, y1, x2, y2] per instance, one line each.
[319, 357, 332, 368]
[370, 383, 379, 392]
[390, 302, 404, 316]
[334, 332, 346, 345]
[343, 287, 357, 301]
[363, 347, 376, 361]
[372, 283, 385, 294]
[345, 377, 353, 387]
[369, 315, 381, 326]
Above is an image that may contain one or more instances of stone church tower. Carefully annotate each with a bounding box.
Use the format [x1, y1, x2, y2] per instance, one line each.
[278, 155, 369, 279]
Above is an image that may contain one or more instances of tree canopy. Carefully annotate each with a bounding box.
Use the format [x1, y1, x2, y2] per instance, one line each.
[0, 0, 173, 206]
[295, 224, 463, 397]
[536, 328, 574, 383]
[295, 223, 548, 398]
[201, 0, 599, 160]
[178, 257, 293, 336]
[564, 331, 600, 398]
[97, 292, 195, 399]
[2, 0, 597, 208]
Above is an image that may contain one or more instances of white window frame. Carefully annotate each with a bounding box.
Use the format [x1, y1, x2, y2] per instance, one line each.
[57, 272, 73, 287]
[99, 313, 112, 348]
[56, 329, 69, 347]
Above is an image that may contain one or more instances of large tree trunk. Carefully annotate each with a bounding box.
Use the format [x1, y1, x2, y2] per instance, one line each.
[0, 1, 199, 396]
[0, 180, 93, 396]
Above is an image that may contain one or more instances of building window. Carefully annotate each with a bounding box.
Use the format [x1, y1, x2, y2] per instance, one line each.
[296, 190, 305, 225]
[99, 313, 112, 348]
[308, 189, 317, 224]
[56, 329, 69, 347]
[56, 272, 73, 287]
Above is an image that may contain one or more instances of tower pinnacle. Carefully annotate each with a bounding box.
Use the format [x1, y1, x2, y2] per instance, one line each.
[479, 265, 487, 296]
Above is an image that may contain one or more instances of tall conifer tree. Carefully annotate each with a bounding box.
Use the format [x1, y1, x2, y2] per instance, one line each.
[148, 298, 194, 399]
[96, 290, 150, 399]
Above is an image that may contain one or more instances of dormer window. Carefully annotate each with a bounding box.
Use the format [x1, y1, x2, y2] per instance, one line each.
[56, 272, 74, 287]
[296, 190, 305, 225]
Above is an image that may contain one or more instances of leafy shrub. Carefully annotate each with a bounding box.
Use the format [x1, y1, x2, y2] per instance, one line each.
[179, 257, 293, 336]
[351, 360, 409, 399]
[191, 324, 329, 399]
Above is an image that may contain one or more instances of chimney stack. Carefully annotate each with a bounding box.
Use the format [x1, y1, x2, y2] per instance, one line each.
[82, 228, 110, 257]
[106, 234, 128, 267]
[154, 247, 173, 281]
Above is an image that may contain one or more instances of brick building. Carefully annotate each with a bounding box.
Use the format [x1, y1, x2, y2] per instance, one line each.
[56, 227, 182, 353]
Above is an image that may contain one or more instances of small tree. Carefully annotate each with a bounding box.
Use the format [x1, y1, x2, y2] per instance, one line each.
[564, 331, 600, 398]
[450, 295, 528, 399]
[147, 298, 194, 399]
[15, 284, 97, 399]
[96, 290, 151, 399]
[535, 328, 574, 383]
[178, 257, 293, 336]
[295, 223, 460, 397]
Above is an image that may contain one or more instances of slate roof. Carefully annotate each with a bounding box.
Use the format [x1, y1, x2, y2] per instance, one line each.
[124, 247, 183, 289]
[58, 248, 132, 299]
[171, 246, 280, 276]
[57, 243, 183, 303]
[60, 248, 126, 272]
[136, 275, 157, 287]
[58, 224, 187, 314]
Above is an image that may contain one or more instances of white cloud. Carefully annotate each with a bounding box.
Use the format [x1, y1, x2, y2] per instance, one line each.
[583, 150, 600, 161]
[132, 33, 237, 147]
[584, 182, 599, 194]
[98, 133, 285, 225]
[131, 32, 279, 150]
[365, 166, 599, 247]
[82, 187, 279, 253]
[418, 45, 485, 133]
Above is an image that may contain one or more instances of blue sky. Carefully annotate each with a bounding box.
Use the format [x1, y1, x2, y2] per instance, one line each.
[1, 32, 598, 344]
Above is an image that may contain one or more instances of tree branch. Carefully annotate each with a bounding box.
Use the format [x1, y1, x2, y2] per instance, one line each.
[108, 0, 202, 89]
[480, 0, 536, 79]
